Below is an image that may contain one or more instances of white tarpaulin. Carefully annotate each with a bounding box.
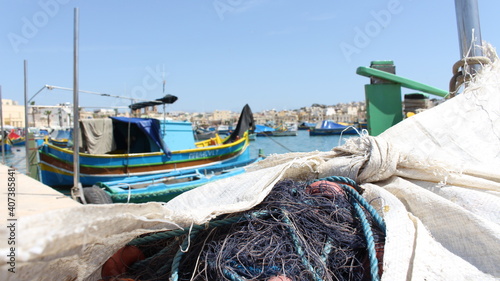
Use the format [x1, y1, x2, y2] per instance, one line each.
[1, 53, 499, 280]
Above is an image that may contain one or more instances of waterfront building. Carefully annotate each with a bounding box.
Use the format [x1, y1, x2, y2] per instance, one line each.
[1, 99, 25, 127]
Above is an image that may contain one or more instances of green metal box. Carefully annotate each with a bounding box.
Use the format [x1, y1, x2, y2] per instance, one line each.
[365, 84, 403, 136]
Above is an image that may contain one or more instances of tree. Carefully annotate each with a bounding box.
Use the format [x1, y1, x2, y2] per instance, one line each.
[58, 108, 63, 127]
[29, 101, 36, 127]
[44, 110, 52, 127]
[31, 107, 37, 127]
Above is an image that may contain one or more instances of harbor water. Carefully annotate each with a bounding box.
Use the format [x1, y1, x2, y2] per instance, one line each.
[1, 145, 29, 174]
[249, 130, 359, 158]
[3, 130, 359, 178]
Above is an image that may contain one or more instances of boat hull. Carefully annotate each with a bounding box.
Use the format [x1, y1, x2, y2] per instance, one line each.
[0, 142, 12, 152]
[50, 139, 70, 148]
[39, 135, 250, 187]
[97, 157, 260, 203]
[309, 128, 358, 135]
[272, 131, 298, 137]
[10, 138, 25, 146]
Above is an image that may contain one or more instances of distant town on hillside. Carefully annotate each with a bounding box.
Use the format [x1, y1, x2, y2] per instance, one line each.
[1, 97, 442, 129]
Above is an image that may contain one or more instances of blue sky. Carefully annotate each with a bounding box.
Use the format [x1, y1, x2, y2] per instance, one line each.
[1, 0, 500, 113]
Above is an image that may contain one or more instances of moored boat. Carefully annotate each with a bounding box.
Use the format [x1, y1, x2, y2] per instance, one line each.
[38, 104, 255, 188]
[217, 125, 232, 137]
[48, 129, 72, 148]
[255, 124, 275, 136]
[298, 121, 316, 130]
[89, 156, 262, 204]
[0, 139, 12, 152]
[194, 127, 217, 141]
[309, 120, 358, 136]
[7, 129, 25, 146]
[272, 122, 298, 137]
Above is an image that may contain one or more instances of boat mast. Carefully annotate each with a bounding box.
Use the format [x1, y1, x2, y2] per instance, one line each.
[72, 7, 85, 203]
[24, 61, 29, 174]
[0, 85, 4, 164]
[454, 0, 483, 75]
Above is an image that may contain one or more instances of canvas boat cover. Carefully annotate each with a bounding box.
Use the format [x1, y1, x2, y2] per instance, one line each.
[316, 120, 351, 130]
[1, 48, 500, 280]
[80, 119, 115, 154]
[110, 117, 171, 156]
[255, 124, 275, 133]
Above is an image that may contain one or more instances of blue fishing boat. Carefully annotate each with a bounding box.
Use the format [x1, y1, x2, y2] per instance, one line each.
[309, 120, 358, 136]
[7, 130, 25, 146]
[0, 139, 12, 152]
[38, 103, 256, 188]
[194, 127, 217, 141]
[88, 157, 261, 204]
[48, 129, 72, 148]
[298, 122, 316, 130]
[272, 122, 298, 137]
[0, 131, 12, 152]
[255, 124, 275, 136]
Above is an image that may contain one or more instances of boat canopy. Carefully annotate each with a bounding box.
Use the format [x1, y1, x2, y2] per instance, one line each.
[255, 124, 275, 133]
[300, 122, 316, 127]
[128, 94, 178, 110]
[110, 117, 171, 157]
[50, 129, 72, 140]
[316, 120, 350, 129]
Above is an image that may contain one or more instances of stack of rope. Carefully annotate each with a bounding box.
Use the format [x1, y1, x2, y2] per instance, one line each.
[100, 177, 386, 281]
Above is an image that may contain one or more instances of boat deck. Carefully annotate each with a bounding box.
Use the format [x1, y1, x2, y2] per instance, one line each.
[0, 164, 80, 220]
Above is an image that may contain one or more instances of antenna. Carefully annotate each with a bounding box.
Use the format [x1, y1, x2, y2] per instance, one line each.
[162, 64, 166, 94]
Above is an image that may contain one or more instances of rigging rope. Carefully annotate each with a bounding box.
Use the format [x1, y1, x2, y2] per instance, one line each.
[259, 133, 295, 152]
[449, 56, 492, 96]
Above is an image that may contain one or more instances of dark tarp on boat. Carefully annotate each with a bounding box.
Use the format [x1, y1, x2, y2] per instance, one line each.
[299, 122, 316, 128]
[224, 104, 255, 144]
[128, 94, 178, 111]
[110, 117, 171, 157]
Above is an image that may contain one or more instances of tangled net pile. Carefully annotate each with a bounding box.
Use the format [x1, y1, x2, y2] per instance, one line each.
[102, 177, 386, 281]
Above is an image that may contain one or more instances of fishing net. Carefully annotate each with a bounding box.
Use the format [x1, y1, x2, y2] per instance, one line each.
[104, 178, 385, 281]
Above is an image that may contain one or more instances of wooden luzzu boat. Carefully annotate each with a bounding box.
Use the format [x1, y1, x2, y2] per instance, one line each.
[7, 129, 26, 146]
[88, 156, 261, 204]
[39, 104, 255, 188]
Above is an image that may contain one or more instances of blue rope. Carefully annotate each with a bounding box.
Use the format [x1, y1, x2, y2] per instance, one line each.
[340, 183, 386, 233]
[311, 176, 362, 193]
[222, 267, 248, 281]
[281, 210, 323, 281]
[169, 228, 200, 281]
[352, 201, 380, 281]
[311, 176, 386, 281]
[128, 243, 176, 273]
[320, 238, 334, 264]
